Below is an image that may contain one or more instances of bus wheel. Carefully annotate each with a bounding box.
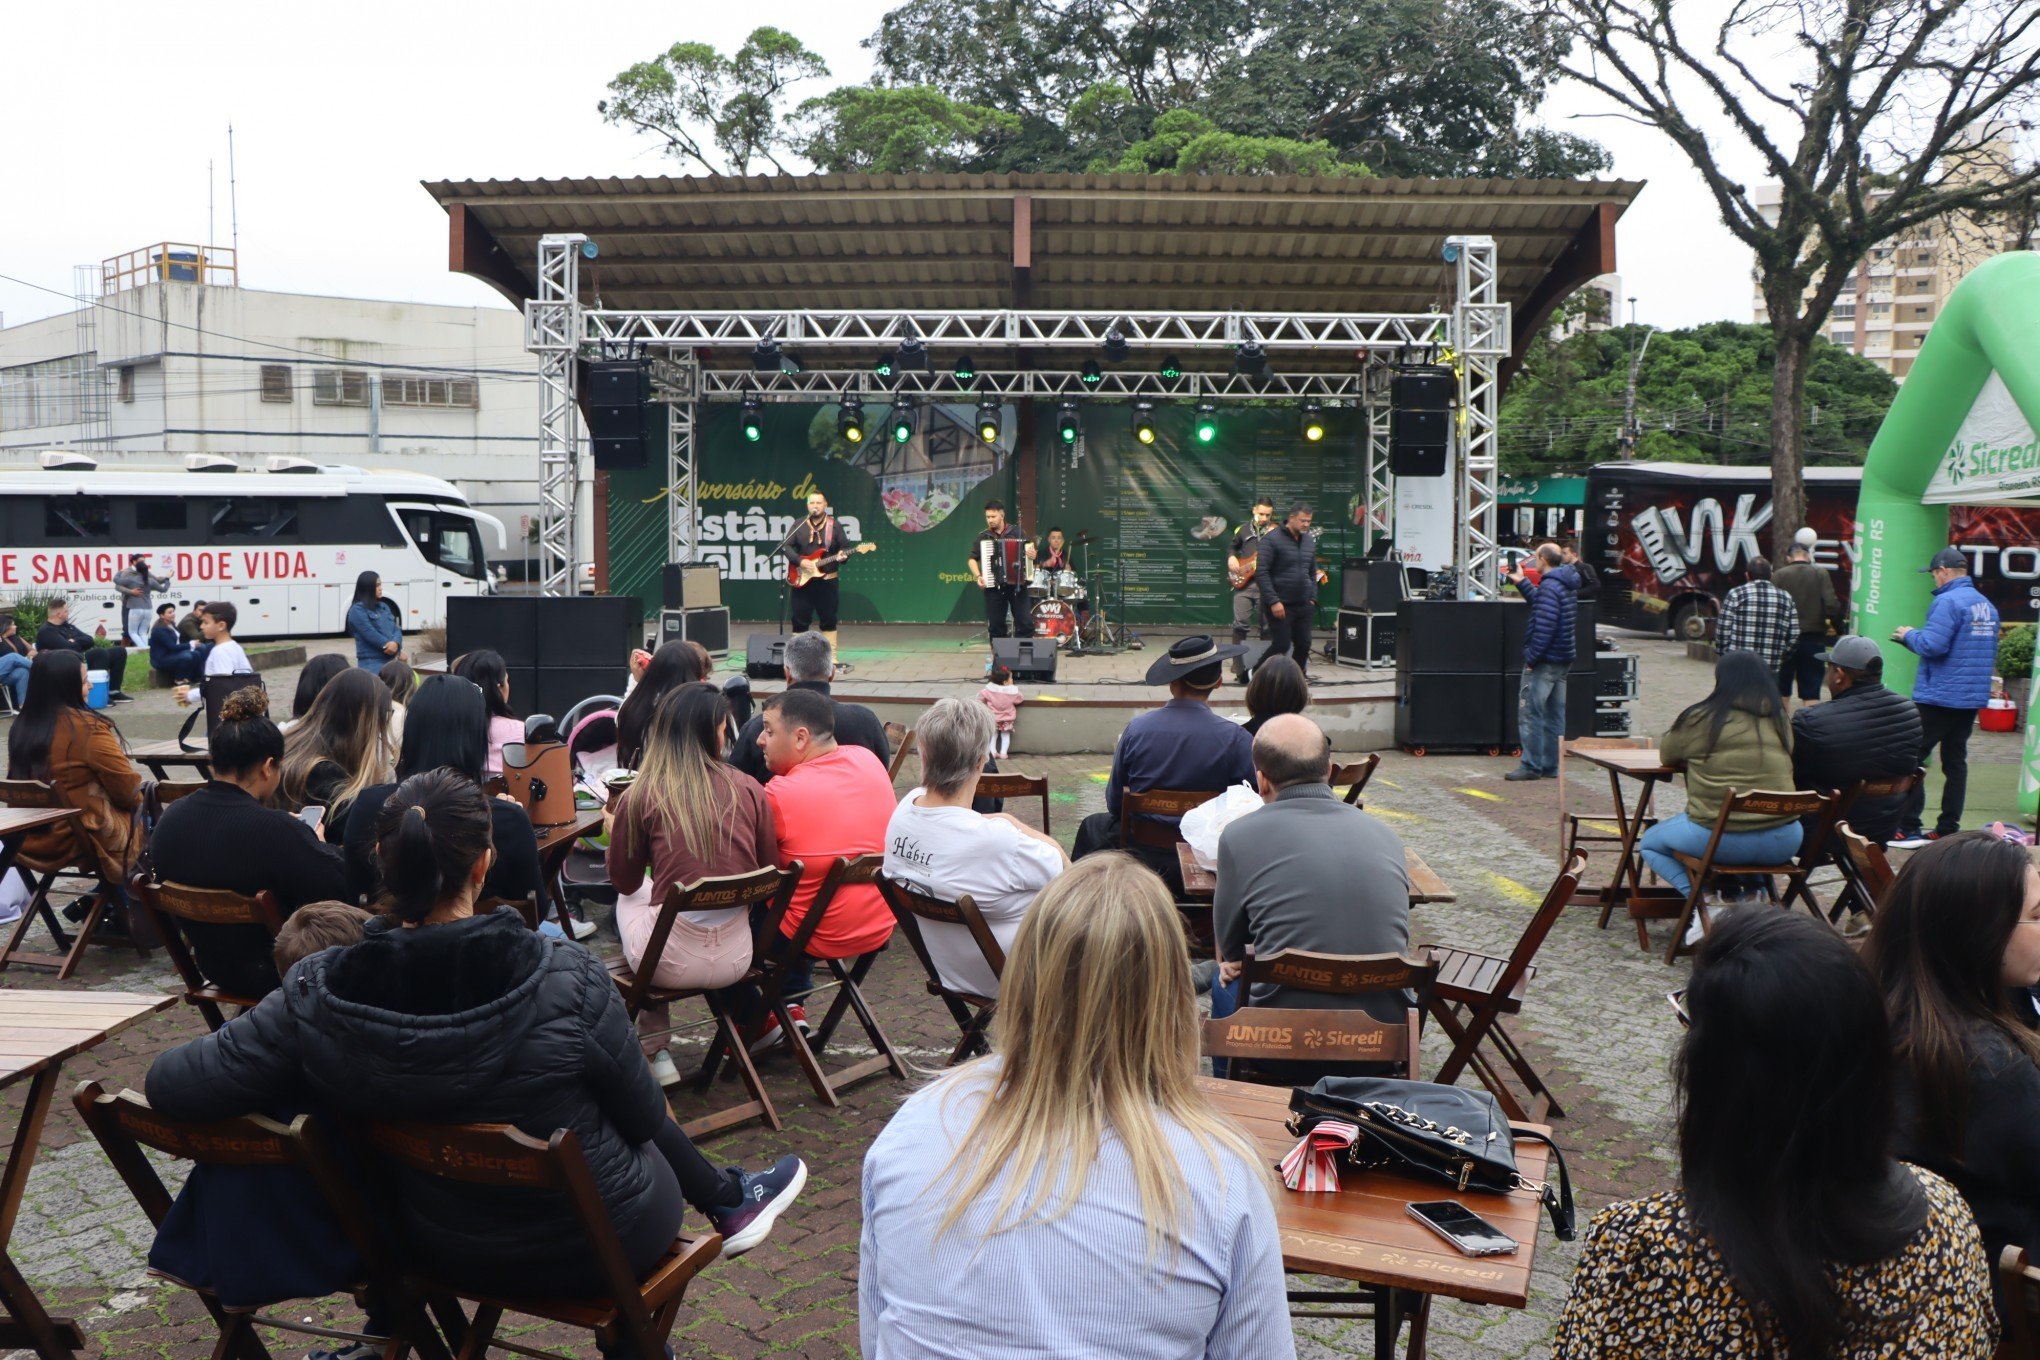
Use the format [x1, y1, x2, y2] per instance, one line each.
[1669, 601, 1712, 642]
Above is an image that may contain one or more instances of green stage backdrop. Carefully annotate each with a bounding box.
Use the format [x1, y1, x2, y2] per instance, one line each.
[606, 400, 1364, 632]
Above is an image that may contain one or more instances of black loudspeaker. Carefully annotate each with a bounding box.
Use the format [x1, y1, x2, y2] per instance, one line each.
[533, 596, 638, 667]
[658, 606, 731, 658]
[1367, 560, 1408, 613]
[1396, 674, 1505, 749]
[992, 637, 1059, 682]
[1394, 600, 1505, 674]
[746, 634, 789, 680]
[1499, 671, 1602, 744]
[587, 360, 650, 470]
[532, 667, 626, 719]
[447, 596, 537, 667]
[1572, 602, 1597, 672]
[1389, 366, 1452, 477]
[1340, 560, 1370, 610]
[662, 563, 723, 610]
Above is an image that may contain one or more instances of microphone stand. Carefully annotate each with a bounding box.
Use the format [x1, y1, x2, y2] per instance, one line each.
[772, 517, 805, 640]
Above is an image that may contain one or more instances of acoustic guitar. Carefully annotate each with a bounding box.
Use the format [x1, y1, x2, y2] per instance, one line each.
[788, 541, 876, 588]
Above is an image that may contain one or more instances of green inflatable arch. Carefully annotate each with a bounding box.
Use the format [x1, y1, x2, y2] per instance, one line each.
[1852, 250, 2040, 818]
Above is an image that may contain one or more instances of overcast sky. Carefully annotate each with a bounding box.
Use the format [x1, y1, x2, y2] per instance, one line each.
[0, 1, 1767, 334]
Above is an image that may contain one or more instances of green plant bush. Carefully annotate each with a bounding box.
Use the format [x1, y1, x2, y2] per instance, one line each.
[0, 590, 58, 639]
[2001, 623, 2036, 681]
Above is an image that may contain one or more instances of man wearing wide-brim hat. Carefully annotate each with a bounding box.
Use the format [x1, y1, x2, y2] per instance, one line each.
[1071, 635, 1256, 890]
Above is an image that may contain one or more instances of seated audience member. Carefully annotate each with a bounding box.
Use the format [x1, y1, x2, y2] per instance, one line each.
[34, 595, 131, 703]
[860, 853, 1292, 1359]
[1867, 831, 2040, 1285]
[1639, 650, 1802, 940]
[607, 683, 777, 1087]
[377, 657, 416, 746]
[346, 571, 403, 675]
[178, 603, 206, 644]
[1790, 634, 1922, 846]
[147, 604, 205, 685]
[1212, 714, 1410, 1026]
[150, 689, 350, 999]
[730, 633, 889, 784]
[282, 653, 350, 734]
[748, 687, 896, 1049]
[342, 675, 542, 909]
[452, 650, 522, 776]
[615, 640, 712, 769]
[280, 668, 393, 838]
[146, 769, 808, 1339]
[1071, 635, 1255, 887]
[1554, 910, 1992, 1358]
[4, 649, 143, 931]
[1242, 653, 1309, 737]
[881, 697, 1066, 999]
[0, 614, 30, 707]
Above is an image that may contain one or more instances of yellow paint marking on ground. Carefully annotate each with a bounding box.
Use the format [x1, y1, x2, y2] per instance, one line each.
[1583, 820, 1623, 836]
[1456, 787, 1505, 802]
[1087, 770, 1112, 783]
[1374, 778, 1403, 791]
[1364, 805, 1421, 823]
[1480, 872, 1541, 908]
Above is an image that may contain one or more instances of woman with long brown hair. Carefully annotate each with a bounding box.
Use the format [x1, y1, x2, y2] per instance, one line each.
[279, 667, 392, 837]
[1867, 830, 2040, 1281]
[860, 853, 1290, 1358]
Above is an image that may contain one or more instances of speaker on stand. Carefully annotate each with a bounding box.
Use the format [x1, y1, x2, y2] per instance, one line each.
[586, 360, 652, 471]
[1389, 366, 1453, 478]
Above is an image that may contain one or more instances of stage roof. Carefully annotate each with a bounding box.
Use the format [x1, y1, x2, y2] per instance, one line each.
[424, 171, 1642, 370]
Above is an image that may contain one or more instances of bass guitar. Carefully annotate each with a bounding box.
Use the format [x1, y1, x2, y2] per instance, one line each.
[1229, 559, 1258, 592]
[788, 541, 876, 587]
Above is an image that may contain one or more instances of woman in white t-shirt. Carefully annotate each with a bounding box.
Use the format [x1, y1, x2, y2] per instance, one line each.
[882, 697, 1065, 998]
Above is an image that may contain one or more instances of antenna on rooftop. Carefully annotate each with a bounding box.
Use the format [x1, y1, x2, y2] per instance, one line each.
[228, 123, 239, 261]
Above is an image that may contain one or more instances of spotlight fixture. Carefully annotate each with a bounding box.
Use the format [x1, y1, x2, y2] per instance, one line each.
[1233, 340, 1268, 378]
[1101, 329, 1131, 363]
[751, 337, 781, 373]
[894, 337, 929, 373]
[1193, 402, 1219, 445]
[953, 353, 978, 384]
[1080, 359, 1104, 389]
[577, 239, 600, 260]
[1056, 401, 1083, 445]
[889, 396, 918, 444]
[1132, 400, 1157, 446]
[1299, 400, 1326, 443]
[874, 353, 896, 380]
[1159, 355, 1184, 383]
[740, 394, 764, 443]
[837, 395, 865, 444]
[976, 397, 1002, 444]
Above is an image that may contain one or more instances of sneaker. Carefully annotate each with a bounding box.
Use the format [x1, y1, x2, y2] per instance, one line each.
[708, 1155, 807, 1257]
[746, 1012, 787, 1056]
[1889, 831, 1929, 850]
[1841, 912, 1874, 940]
[785, 1002, 810, 1038]
[567, 913, 598, 942]
[648, 1049, 682, 1088]
[1503, 768, 1542, 782]
[1682, 902, 1717, 948]
[107, 691, 135, 705]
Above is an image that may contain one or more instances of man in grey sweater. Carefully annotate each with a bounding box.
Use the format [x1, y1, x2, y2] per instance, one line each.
[113, 554, 169, 648]
[1212, 713, 1411, 1025]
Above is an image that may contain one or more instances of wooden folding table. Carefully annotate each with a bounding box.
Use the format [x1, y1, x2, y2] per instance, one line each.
[125, 739, 212, 783]
[1559, 745, 1685, 943]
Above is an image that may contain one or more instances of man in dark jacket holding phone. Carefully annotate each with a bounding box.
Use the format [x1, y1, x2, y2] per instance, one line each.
[1506, 544, 1579, 782]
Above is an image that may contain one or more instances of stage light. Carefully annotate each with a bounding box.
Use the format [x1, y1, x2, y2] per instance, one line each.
[1080, 359, 1104, 389]
[578, 239, 600, 260]
[1056, 402, 1082, 445]
[1234, 340, 1268, 378]
[889, 397, 918, 444]
[894, 337, 929, 373]
[953, 353, 978, 384]
[752, 338, 781, 373]
[1300, 400, 1326, 443]
[838, 396, 865, 444]
[976, 398, 1001, 444]
[874, 353, 896, 380]
[740, 394, 764, 443]
[1102, 329, 1130, 363]
[1159, 355, 1183, 382]
[1132, 400, 1157, 445]
[1194, 402, 1219, 444]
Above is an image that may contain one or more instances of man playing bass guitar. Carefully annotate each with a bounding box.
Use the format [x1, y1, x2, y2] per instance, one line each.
[784, 491, 873, 658]
[1225, 497, 1274, 684]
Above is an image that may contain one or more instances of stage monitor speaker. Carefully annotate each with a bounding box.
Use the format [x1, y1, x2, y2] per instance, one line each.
[658, 606, 731, 659]
[1396, 673, 1505, 749]
[662, 563, 723, 610]
[1340, 560, 1370, 610]
[746, 634, 789, 680]
[1395, 600, 1505, 675]
[1335, 609, 1394, 667]
[533, 596, 639, 668]
[1499, 670, 1603, 745]
[992, 636, 1059, 683]
[1389, 365, 1453, 477]
[587, 360, 650, 470]
[447, 596, 537, 668]
[1367, 560, 1408, 613]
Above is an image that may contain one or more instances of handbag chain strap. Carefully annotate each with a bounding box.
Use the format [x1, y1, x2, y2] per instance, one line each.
[1360, 1100, 1477, 1149]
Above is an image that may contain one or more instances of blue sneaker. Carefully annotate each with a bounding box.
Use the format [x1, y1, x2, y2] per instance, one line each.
[708, 1155, 807, 1256]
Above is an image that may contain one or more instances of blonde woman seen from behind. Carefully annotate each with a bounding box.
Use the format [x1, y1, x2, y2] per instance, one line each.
[859, 853, 1295, 1360]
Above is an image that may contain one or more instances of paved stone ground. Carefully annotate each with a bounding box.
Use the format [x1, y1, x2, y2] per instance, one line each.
[3, 632, 2027, 1358]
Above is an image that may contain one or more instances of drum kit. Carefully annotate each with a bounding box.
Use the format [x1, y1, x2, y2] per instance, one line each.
[1027, 568, 1087, 641]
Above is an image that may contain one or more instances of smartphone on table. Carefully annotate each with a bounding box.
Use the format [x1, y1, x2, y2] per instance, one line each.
[1406, 1200, 1519, 1257]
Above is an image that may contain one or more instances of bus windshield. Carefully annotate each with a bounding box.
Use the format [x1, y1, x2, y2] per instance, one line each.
[399, 507, 489, 581]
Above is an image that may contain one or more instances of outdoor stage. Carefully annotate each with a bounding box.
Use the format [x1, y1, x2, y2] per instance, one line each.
[733, 622, 1398, 753]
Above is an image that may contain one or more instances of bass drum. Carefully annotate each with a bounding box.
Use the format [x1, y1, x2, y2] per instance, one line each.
[1031, 599, 1075, 639]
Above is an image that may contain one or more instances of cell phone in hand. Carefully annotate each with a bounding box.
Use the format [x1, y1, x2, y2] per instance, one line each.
[1406, 1200, 1518, 1257]
[297, 805, 325, 833]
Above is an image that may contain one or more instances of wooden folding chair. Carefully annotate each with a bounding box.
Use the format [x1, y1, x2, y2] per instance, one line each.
[1425, 852, 1586, 1122]
[1213, 950, 1434, 1085]
[151, 780, 208, 806]
[477, 893, 545, 932]
[760, 855, 906, 1107]
[1832, 822, 1897, 922]
[1786, 769, 1918, 922]
[73, 1081, 450, 1360]
[361, 1119, 719, 1360]
[886, 726, 917, 781]
[1661, 789, 1833, 963]
[1329, 754, 1381, 807]
[1202, 1004, 1420, 1086]
[1120, 787, 1220, 856]
[2003, 1246, 2040, 1360]
[975, 771, 1051, 833]
[607, 864, 802, 1140]
[1557, 737, 1657, 873]
[877, 873, 1005, 1066]
[0, 779, 130, 980]
[132, 877, 285, 1031]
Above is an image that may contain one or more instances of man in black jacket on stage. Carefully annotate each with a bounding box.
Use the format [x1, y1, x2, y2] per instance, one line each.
[1256, 502, 1320, 674]
[1791, 634, 1923, 845]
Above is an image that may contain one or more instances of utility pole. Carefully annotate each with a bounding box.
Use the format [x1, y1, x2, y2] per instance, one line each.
[1618, 297, 1655, 460]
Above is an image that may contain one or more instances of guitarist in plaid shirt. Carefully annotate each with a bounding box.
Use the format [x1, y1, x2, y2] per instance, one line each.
[1715, 557, 1799, 673]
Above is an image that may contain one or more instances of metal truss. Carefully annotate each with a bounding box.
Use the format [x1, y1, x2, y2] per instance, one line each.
[1362, 364, 1395, 553]
[652, 357, 701, 564]
[1448, 235, 1507, 600]
[693, 369, 1374, 400]
[530, 235, 585, 598]
[584, 308, 1448, 353]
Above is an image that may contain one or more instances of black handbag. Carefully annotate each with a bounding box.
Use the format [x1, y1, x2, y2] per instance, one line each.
[1288, 1076, 1575, 1240]
[177, 674, 265, 751]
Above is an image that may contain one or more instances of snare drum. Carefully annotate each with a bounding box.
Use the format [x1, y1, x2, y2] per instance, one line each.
[1027, 569, 1051, 598]
[1047, 569, 1081, 599]
[1032, 599, 1075, 639]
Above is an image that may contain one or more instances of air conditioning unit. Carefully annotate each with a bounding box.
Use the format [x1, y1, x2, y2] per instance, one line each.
[265, 456, 321, 474]
[184, 453, 239, 473]
[38, 449, 97, 471]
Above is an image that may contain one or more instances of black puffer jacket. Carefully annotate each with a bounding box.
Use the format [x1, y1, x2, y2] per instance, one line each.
[146, 908, 668, 1278]
[1791, 678, 1923, 843]
[1255, 525, 1319, 610]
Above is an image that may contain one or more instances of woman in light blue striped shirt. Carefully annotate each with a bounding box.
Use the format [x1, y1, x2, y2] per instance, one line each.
[860, 852, 1296, 1359]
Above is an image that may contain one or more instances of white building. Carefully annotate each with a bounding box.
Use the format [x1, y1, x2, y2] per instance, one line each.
[1556, 273, 1621, 336]
[0, 244, 543, 562]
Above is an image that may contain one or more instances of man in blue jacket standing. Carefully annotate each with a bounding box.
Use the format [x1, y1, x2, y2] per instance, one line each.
[1890, 547, 1999, 846]
[1506, 543, 1579, 782]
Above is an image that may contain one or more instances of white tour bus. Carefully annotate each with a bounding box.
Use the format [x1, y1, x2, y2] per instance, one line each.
[0, 453, 506, 641]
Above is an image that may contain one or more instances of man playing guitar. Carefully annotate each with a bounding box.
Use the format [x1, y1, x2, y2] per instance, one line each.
[1226, 497, 1275, 683]
[784, 491, 869, 658]
[970, 501, 1036, 659]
